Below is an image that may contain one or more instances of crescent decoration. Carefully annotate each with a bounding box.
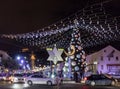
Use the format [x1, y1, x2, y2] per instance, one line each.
[64, 45, 75, 56]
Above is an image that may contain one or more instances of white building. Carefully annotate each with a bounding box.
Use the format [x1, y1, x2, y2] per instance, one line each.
[86, 45, 120, 74]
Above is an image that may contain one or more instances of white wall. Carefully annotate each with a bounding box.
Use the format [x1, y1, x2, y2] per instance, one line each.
[86, 45, 120, 74]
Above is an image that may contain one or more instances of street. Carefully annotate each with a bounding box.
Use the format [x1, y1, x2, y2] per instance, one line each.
[0, 81, 120, 89]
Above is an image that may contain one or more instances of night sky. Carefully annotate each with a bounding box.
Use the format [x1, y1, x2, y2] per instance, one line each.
[0, 0, 120, 34]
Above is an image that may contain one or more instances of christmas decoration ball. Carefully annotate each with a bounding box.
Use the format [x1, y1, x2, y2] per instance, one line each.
[71, 38, 74, 41]
[75, 58, 77, 60]
[82, 55, 86, 59]
[78, 46, 82, 50]
[75, 34, 78, 38]
[71, 61, 76, 66]
[70, 55, 74, 59]
[76, 54, 81, 58]
[75, 45, 78, 48]
[78, 60, 81, 62]
[82, 50, 85, 54]
[75, 66, 79, 71]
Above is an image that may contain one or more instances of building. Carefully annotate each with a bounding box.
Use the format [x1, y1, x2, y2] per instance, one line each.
[0, 50, 11, 73]
[86, 45, 120, 74]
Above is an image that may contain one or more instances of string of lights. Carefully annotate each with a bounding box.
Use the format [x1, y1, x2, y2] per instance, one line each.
[1, 1, 120, 50]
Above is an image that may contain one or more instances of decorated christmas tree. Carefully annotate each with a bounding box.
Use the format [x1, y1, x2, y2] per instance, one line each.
[64, 19, 86, 81]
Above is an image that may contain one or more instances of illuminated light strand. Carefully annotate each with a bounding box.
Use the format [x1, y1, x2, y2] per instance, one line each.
[0, 1, 120, 49]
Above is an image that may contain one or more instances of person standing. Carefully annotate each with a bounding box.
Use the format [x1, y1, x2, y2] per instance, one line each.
[74, 71, 78, 82]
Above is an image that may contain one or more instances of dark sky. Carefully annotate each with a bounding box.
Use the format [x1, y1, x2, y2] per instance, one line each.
[0, 0, 120, 34]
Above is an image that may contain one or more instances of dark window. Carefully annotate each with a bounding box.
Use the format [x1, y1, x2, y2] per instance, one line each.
[100, 75, 107, 79]
[116, 56, 119, 61]
[108, 57, 110, 61]
[92, 75, 101, 80]
[101, 65, 104, 70]
[101, 56, 103, 61]
[14, 74, 23, 77]
[104, 50, 106, 52]
[0, 54, 3, 57]
[31, 75, 43, 78]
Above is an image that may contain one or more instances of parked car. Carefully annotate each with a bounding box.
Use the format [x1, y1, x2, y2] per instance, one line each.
[108, 72, 120, 80]
[85, 74, 117, 86]
[11, 74, 25, 83]
[25, 74, 58, 86]
[4, 74, 13, 82]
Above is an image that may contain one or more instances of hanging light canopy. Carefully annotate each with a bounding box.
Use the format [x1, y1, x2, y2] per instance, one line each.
[1, 1, 120, 52]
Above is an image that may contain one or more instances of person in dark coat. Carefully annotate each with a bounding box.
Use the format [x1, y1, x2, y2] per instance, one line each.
[74, 71, 78, 82]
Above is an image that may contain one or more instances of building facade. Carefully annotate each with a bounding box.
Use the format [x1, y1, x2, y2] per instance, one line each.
[86, 45, 120, 74]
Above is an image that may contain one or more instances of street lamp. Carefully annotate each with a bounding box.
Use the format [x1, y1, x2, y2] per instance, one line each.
[30, 52, 36, 70]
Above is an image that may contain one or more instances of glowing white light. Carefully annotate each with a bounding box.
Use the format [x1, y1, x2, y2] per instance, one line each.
[72, 61, 76, 66]
[51, 74, 55, 78]
[24, 56, 27, 59]
[21, 60, 24, 64]
[23, 66, 26, 69]
[63, 67, 66, 72]
[64, 74, 67, 78]
[65, 62, 69, 67]
[17, 56, 20, 60]
[70, 55, 74, 59]
[65, 57, 68, 61]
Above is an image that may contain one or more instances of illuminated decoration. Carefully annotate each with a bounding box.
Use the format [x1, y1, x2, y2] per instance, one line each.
[47, 46, 63, 65]
[64, 19, 86, 80]
[1, 1, 120, 50]
[75, 66, 79, 71]
[71, 61, 76, 66]
[65, 62, 69, 67]
[64, 45, 75, 56]
[30, 52, 36, 70]
[22, 48, 29, 52]
[0, 1, 119, 77]
[21, 60, 24, 64]
[70, 55, 74, 59]
[63, 56, 73, 78]
[16, 55, 30, 70]
[16, 56, 20, 60]
[47, 46, 63, 78]
[51, 73, 55, 78]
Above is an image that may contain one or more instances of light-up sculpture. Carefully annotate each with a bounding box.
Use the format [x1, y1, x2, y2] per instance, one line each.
[30, 52, 36, 70]
[47, 46, 63, 77]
